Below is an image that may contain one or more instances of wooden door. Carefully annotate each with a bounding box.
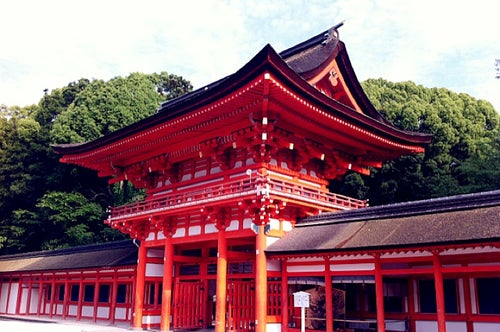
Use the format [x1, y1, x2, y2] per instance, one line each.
[226, 280, 255, 332]
[173, 280, 205, 329]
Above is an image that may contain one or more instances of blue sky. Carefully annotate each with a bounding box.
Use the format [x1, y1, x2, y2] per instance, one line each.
[1, 0, 499, 112]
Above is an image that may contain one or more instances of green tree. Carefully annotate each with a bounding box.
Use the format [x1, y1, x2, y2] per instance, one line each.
[342, 79, 500, 204]
[51, 72, 191, 143]
[0, 71, 192, 254]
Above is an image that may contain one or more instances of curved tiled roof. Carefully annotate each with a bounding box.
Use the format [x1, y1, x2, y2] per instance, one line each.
[52, 23, 431, 158]
[0, 240, 138, 273]
[266, 190, 500, 255]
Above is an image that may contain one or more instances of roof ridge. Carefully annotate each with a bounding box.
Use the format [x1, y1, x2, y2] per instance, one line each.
[298, 190, 500, 227]
[279, 21, 345, 59]
[0, 240, 136, 261]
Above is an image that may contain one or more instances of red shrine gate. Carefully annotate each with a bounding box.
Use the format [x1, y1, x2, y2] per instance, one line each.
[169, 242, 257, 331]
[53, 24, 430, 332]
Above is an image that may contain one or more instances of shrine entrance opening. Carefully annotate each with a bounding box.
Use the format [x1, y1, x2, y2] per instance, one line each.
[171, 241, 256, 331]
[226, 279, 255, 332]
[173, 280, 206, 329]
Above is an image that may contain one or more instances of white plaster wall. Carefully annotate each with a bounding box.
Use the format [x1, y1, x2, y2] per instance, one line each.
[97, 306, 110, 318]
[415, 321, 467, 332]
[188, 225, 201, 236]
[287, 264, 325, 273]
[68, 304, 78, 316]
[157, 231, 166, 240]
[474, 322, 500, 332]
[444, 321, 467, 332]
[0, 283, 10, 312]
[282, 220, 293, 232]
[458, 278, 466, 313]
[115, 307, 128, 320]
[243, 218, 252, 229]
[415, 321, 437, 332]
[386, 320, 406, 331]
[266, 236, 280, 248]
[82, 305, 93, 317]
[18, 286, 28, 314]
[6, 283, 18, 314]
[227, 220, 239, 231]
[147, 248, 164, 258]
[173, 228, 186, 238]
[29, 289, 39, 313]
[266, 322, 282, 332]
[266, 259, 281, 272]
[143, 314, 161, 324]
[330, 263, 374, 271]
[146, 263, 164, 277]
[205, 223, 217, 233]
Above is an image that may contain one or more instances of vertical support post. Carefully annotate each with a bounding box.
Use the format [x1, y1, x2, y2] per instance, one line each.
[161, 234, 174, 332]
[93, 280, 100, 322]
[300, 306, 306, 332]
[215, 223, 228, 332]
[26, 278, 33, 315]
[110, 270, 118, 324]
[281, 260, 289, 332]
[37, 279, 43, 316]
[49, 279, 55, 318]
[373, 254, 386, 332]
[462, 273, 473, 332]
[433, 251, 447, 332]
[133, 241, 147, 330]
[15, 278, 22, 315]
[63, 277, 69, 318]
[77, 278, 84, 321]
[200, 247, 209, 329]
[255, 223, 268, 332]
[324, 257, 333, 332]
[407, 279, 416, 332]
[5, 277, 12, 314]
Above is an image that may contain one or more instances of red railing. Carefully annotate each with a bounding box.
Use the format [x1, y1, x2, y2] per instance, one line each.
[108, 174, 367, 221]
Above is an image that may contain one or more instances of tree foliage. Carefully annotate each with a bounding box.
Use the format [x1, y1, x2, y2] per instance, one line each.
[0, 72, 192, 254]
[0, 74, 498, 254]
[333, 79, 500, 205]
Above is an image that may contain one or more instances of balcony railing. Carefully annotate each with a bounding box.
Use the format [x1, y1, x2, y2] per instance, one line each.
[108, 174, 367, 222]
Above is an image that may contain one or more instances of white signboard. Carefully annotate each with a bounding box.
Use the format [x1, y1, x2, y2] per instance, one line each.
[293, 291, 310, 308]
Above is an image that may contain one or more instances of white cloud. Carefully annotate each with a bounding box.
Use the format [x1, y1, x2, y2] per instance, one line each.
[0, 0, 499, 112]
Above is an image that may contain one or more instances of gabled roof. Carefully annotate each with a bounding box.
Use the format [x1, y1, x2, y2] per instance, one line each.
[266, 190, 500, 256]
[0, 240, 137, 273]
[52, 24, 431, 170]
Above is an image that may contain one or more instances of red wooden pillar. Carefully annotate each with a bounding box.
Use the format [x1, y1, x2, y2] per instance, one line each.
[160, 234, 174, 331]
[200, 247, 210, 328]
[77, 279, 84, 320]
[407, 278, 416, 332]
[255, 223, 267, 332]
[36, 279, 43, 316]
[26, 277, 33, 314]
[5, 277, 13, 314]
[215, 223, 228, 332]
[110, 271, 118, 324]
[462, 273, 474, 332]
[63, 278, 69, 318]
[15, 278, 23, 315]
[281, 260, 289, 332]
[433, 251, 447, 332]
[133, 241, 147, 330]
[49, 279, 56, 318]
[373, 254, 386, 332]
[324, 258, 333, 332]
[93, 280, 100, 322]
